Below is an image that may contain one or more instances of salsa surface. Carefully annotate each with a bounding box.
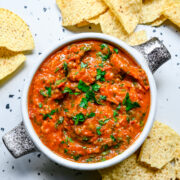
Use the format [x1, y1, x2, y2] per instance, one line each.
[28, 40, 150, 163]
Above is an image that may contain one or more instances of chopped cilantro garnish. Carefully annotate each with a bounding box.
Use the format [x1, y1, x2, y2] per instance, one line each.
[99, 63, 104, 67]
[110, 135, 116, 142]
[87, 112, 95, 118]
[92, 83, 101, 92]
[65, 136, 73, 144]
[126, 136, 131, 144]
[79, 98, 88, 109]
[45, 86, 51, 97]
[63, 61, 68, 76]
[73, 154, 81, 161]
[54, 67, 60, 73]
[96, 69, 106, 82]
[62, 87, 73, 94]
[72, 113, 86, 125]
[96, 51, 111, 62]
[123, 93, 140, 112]
[80, 62, 88, 68]
[55, 78, 66, 85]
[64, 149, 68, 153]
[96, 126, 102, 135]
[64, 109, 68, 112]
[114, 48, 119, 54]
[55, 117, 64, 128]
[113, 110, 118, 120]
[86, 158, 93, 162]
[99, 118, 110, 125]
[78, 80, 90, 92]
[43, 109, 58, 120]
[39, 103, 42, 108]
[100, 95, 106, 100]
[116, 104, 121, 110]
[100, 43, 108, 50]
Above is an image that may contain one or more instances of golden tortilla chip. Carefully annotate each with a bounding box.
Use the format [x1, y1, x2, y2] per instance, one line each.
[56, 0, 107, 27]
[139, 0, 166, 24]
[163, 1, 180, 28]
[138, 121, 176, 169]
[99, 11, 147, 45]
[175, 147, 180, 179]
[0, 48, 26, 80]
[99, 11, 128, 41]
[102, 0, 142, 34]
[151, 15, 167, 27]
[99, 153, 176, 180]
[126, 30, 147, 46]
[99, 154, 154, 180]
[0, 8, 34, 52]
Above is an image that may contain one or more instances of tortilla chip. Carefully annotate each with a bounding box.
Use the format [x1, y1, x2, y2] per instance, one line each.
[126, 30, 147, 46]
[0, 8, 34, 52]
[100, 153, 176, 180]
[153, 162, 176, 180]
[0, 48, 26, 80]
[151, 15, 167, 27]
[99, 11, 128, 41]
[139, 0, 166, 24]
[138, 121, 176, 169]
[175, 147, 180, 179]
[99, 154, 154, 180]
[56, 0, 107, 27]
[102, 0, 142, 34]
[163, 1, 180, 28]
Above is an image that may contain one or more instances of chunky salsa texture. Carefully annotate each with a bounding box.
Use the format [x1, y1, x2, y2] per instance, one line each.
[28, 40, 150, 163]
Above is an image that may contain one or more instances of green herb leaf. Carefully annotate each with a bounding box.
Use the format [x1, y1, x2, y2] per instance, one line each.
[63, 61, 68, 76]
[114, 48, 119, 54]
[39, 103, 42, 108]
[99, 118, 110, 125]
[80, 62, 88, 68]
[73, 154, 81, 161]
[123, 93, 140, 112]
[87, 112, 95, 118]
[43, 109, 57, 120]
[72, 113, 86, 125]
[110, 135, 116, 142]
[100, 95, 106, 100]
[55, 78, 66, 85]
[78, 80, 90, 92]
[54, 67, 60, 73]
[40, 90, 47, 97]
[45, 86, 51, 97]
[62, 87, 73, 94]
[92, 83, 101, 92]
[99, 63, 104, 67]
[100, 43, 108, 50]
[116, 104, 121, 110]
[55, 117, 64, 128]
[96, 126, 102, 135]
[79, 98, 88, 109]
[96, 69, 106, 82]
[126, 136, 131, 144]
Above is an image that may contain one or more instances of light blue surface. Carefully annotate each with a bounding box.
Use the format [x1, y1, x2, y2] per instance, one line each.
[0, 0, 180, 179]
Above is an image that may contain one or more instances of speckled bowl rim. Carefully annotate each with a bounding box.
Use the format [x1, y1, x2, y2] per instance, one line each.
[22, 33, 157, 170]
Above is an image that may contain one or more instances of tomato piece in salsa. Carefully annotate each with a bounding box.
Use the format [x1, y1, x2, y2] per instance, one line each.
[28, 40, 150, 163]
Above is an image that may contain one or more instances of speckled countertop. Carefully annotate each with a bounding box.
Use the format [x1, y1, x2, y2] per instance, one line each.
[0, 0, 180, 179]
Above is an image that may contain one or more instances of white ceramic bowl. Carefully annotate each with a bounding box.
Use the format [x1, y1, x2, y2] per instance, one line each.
[22, 33, 157, 170]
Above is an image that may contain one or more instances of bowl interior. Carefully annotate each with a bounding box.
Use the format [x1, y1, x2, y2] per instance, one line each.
[22, 33, 157, 170]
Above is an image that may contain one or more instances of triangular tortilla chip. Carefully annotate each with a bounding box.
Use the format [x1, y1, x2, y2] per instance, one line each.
[0, 8, 34, 52]
[56, 0, 107, 27]
[0, 48, 26, 80]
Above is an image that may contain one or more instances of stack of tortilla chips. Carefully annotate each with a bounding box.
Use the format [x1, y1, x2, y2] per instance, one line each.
[56, 0, 180, 46]
[99, 121, 180, 180]
[0, 8, 34, 80]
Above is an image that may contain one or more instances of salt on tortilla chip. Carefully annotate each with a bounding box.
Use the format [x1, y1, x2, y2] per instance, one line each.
[175, 147, 180, 179]
[126, 30, 147, 46]
[102, 0, 142, 34]
[0, 48, 26, 80]
[99, 153, 154, 180]
[0, 8, 34, 52]
[139, 0, 166, 24]
[99, 11, 128, 41]
[151, 15, 167, 27]
[99, 11, 147, 45]
[99, 153, 176, 180]
[56, 0, 107, 27]
[138, 121, 176, 169]
[163, 1, 180, 28]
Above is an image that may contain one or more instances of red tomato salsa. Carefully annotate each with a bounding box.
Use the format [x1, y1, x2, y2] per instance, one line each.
[28, 40, 150, 163]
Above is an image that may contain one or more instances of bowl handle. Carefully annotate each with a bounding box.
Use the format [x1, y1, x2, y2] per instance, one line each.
[2, 122, 37, 158]
[134, 37, 171, 73]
